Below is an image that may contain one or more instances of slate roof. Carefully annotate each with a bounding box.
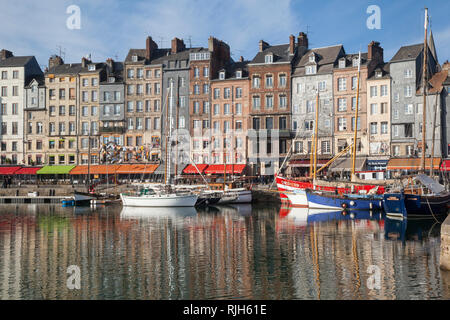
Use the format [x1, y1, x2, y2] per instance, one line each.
[249, 44, 293, 64]
[367, 62, 390, 80]
[428, 69, 449, 94]
[335, 52, 369, 70]
[211, 60, 250, 81]
[102, 61, 124, 84]
[25, 74, 45, 87]
[390, 43, 423, 62]
[293, 44, 344, 76]
[46, 62, 106, 75]
[0, 56, 34, 68]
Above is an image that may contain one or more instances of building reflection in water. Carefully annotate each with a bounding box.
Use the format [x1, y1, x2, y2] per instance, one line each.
[0, 203, 447, 300]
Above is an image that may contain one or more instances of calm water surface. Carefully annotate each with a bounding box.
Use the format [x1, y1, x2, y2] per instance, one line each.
[0, 203, 449, 300]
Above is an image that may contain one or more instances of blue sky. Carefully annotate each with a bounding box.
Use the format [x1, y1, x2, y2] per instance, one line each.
[0, 0, 449, 69]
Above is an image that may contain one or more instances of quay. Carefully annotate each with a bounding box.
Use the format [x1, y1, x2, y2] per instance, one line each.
[0, 196, 66, 204]
[441, 215, 450, 271]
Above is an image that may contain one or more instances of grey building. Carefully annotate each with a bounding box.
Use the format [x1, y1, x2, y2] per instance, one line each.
[389, 43, 439, 158]
[99, 59, 125, 148]
[24, 75, 46, 165]
[291, 44, 345, 167]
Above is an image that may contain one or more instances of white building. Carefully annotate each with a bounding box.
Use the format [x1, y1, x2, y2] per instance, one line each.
[0, 49, 42, 164]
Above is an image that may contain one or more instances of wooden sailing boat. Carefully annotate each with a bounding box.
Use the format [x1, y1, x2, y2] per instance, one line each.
[120, 80, 198, 207]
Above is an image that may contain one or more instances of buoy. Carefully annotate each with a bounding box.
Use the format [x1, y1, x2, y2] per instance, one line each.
[342, 203, 348, 208]
[350, 201, 355, 206]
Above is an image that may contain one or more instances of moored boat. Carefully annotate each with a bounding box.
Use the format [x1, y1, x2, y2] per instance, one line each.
[120, 192, 198, 207]
[306, 189, 383, 211]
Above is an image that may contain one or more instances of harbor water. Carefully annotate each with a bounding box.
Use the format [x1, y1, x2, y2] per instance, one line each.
[0, 203, 449, 300]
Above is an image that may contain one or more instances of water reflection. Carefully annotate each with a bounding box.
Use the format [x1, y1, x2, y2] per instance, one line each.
[0, 203, 448, 300]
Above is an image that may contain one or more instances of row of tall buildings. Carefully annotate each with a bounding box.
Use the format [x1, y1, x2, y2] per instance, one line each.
[0, 32, 449, 175]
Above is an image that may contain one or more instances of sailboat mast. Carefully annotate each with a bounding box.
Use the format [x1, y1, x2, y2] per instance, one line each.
[421, 7, 429, 173]
[313, 84, 320, 180]
[87, 129, 91, 192]
[165, 80, 174, 185]
[351, 51, 361, 179]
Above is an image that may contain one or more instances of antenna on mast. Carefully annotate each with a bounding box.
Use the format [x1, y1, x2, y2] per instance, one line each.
[56, 45, 66, 60]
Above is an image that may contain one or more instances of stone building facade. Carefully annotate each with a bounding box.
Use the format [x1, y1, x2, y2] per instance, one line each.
[0, 50, 42, 165]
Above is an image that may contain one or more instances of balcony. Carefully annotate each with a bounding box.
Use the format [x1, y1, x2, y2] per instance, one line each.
[99, 126, 126, 134]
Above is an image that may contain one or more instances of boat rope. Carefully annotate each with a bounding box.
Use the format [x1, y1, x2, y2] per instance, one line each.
[425, 195, 440, 224]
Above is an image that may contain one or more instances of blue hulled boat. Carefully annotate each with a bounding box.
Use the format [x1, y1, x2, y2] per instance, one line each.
[382, 174, 450, 218]
[305, 189, 384, 211]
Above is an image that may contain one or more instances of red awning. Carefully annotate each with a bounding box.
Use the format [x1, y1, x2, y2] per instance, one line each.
[15, 167, 42, 175]
[204, 164, 246, 174]
[441, 160, 450, 171]
[0, 167, 21, 175]
[183, 164, 208, 174]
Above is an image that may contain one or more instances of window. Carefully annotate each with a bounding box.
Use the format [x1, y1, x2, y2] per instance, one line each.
[179, 116, 185, 128]
[136, 118, 143, 130]
[380, 102, 387, 114]
[49, 122, 55, 134]
[253, 76, 260, 88]
[318, 81, 326, 91]
[352, 57, 360, 67]
[381, 122, 388, 134]
[224, 103, 230, 114]
[12, 103, 18, 115]
[203, 101, 210, 114]
[381, 85, 388, 96]
[214, 104, 220, 115]
[219, 71, 225, 80]
[370, 103, 378, 115]
[294, 141, 303, 153]
[224, 88, 231, 99]
[404, 86, 412, 97]
[82, 106, 89, 117]
[338, 78, 346, 91]
[58, 122, 65, 134]
[59, 105, 65, 116]
[265, 95, 273, 108]
[252, 96, 261, 109]
[1, 71, 7, 79]
[236, 70, 242, 78]
[12, 86, 18, 96]
[339, 59, 346, 68]
[306, 100, 315, 113]
[370, 86, 377, 97]
[127, 69, 135, 79]
[203, 67, 209, 77]
[265, 75, 273, 88]
[266, 117, 273, 130]
[305, 65, 316, 75]
[127, 118, 134, 130]
[279, 117, 287, 130]
[404, 123, 413, 137]
[393, 125, 399, 137]
[37, 122, 43, 134]
[154, 118, 160, 129]
[351, 97, 360, 111]
[393, 109, 399, 120]
[338, 98, 347, 112]
[279, 74, 287, 87]
[127, 101, 134, 112]
[351, 117, 361, 131]
[265, 54, 273, 63]
[321, 140, 331, 154]
[351, 77, 357, 90]
[194, 84, 200, 95]
[235, 121, 243, 131]
[92, 78, 98, 86]
[193, 101, 200, 114]
[338, 118, 347, 131]
[279, 95, 287, 108]
[253, 117, 260, 130]
[404, 104, 413, 115]
[194, 67, 199, 78]
[213, 88, 220, 99]
[12, 122, 18, 135]
[236, 87, 242, 98]
[179, 96, 186, 108]
[370, 122, 377, 134]
[236, 103, 242, 115]
[404, 69, 412, 78]
[203, 84, 209, 94]
[193, 120, 201, 129]
[137, 68, 143, 79]
[0, 104, 6, 115]
[136, 101, 143, 112]
[304, 120, 314, 131]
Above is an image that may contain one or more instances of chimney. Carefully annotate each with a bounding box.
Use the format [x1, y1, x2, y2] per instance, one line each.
[368, 41, 383, 62]
[48, 55, 64, 69]
[289, 34, 296, 55]
[0, 49, 13, 60]
[239, 56, 244, 62]
[259, 40, 269, 53]
[81, 56, 91, 68]
[297, 32, 308, 49]
[171, 37, 185, 54]
[146, 36, 158, 61]
[106, 58, 114, 72]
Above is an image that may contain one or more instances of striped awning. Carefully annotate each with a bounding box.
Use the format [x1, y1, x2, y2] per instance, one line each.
[70, 165, 122, 175]
[387, 158, 441, 170]
[15, 167, 42, 175]
[115, 164, 159, 174]
[0, 166, 21, 175]
[204, 164, 246, 174]
[183, 164, 208, 174]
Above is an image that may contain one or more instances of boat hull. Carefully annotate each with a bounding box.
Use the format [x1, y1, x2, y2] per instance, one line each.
[383, 193, 407, 218]
[306, 190, 383, 211]
[285, 190, 308, 207]
[404, 192, 450, 215]
[217, 189, 252, 204]
[120, 193, 198, 207]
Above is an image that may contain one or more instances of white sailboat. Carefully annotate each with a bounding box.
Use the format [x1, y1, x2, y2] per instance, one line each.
[120, 80, 198, 207]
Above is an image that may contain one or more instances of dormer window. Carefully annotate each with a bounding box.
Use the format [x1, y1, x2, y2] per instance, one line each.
[375, 71, 382, 78]
[265, 54, 273, 64]
[236, 70, 242, 79]
[132, 55, 138, 62]
[88, 64, 96, 71]
[309, 54, 315, 62]
[352, 57, 360, 67]
[108, 77, 115, 83]
[339, 58, 346, 68]
[305, 65, 316, 75]
[219, 71, 225, 80]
